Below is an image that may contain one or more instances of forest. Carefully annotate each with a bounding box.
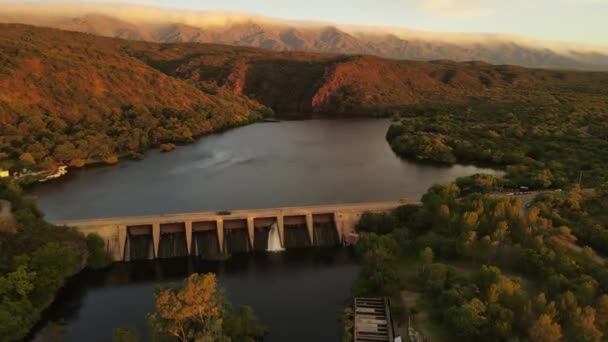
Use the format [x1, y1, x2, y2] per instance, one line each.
[386, 103, 608, 189]
[352, 176, 608, 341]
[0, 103, 267, 174]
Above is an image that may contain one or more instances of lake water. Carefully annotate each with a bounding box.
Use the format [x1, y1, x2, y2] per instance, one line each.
[33, 119, 499, 221]
[31, 119, 499, 341]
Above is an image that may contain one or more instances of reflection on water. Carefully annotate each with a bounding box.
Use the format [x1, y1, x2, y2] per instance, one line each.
[33, 249, 358, 342]
[33, 119, 500, 221]
[170, 150, 256, 175]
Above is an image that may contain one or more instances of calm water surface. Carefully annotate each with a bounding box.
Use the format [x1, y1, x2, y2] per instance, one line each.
[34, 119, 499, 221]
[32, 119, 500, 341]
[34, 249, 358, 342]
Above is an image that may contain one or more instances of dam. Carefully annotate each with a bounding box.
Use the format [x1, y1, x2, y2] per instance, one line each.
[55, 200, 419, 261]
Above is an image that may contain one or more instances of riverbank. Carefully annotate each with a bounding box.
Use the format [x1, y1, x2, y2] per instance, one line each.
[0, 180, 111, 341]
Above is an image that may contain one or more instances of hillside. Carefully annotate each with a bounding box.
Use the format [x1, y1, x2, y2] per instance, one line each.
[0, 24, 267, 124]
[1, 4, 608, 70]
[127, 41, 608, 115]
[1, 24, 608, 173]
[0, 24, 268, 172]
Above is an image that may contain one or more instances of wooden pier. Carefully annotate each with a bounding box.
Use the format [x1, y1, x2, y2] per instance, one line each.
[354, 297, 394, 342]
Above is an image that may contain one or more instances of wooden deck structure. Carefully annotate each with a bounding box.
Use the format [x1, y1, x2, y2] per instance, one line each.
[354, 297, 394, 342]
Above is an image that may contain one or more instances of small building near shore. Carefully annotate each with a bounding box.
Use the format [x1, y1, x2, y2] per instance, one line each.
[0, 169, 9, 178]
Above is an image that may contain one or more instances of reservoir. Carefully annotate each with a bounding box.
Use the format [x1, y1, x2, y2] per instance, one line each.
[33, 119, 498, 221]
[31, 119, 499, 341]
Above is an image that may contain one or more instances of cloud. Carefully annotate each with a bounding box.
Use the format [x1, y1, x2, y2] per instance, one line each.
[416, 0, 608, 16]
[416, 0, 494, 16]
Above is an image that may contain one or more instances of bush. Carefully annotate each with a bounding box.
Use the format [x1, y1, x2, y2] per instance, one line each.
[159, 143, 176, 152]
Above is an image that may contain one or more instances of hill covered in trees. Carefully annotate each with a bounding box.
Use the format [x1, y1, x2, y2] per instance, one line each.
[0, 24, 269, 172]
[128, 40, 608, 116]
[1, 24, 608, 174]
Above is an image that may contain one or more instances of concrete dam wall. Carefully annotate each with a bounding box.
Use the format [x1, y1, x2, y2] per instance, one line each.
[55, 200, 419, 261]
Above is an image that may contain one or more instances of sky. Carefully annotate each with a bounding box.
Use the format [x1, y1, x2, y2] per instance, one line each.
[8, 0, 608, 45]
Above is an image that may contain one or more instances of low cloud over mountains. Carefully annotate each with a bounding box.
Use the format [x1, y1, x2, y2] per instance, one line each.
[1, 3, 607, 70]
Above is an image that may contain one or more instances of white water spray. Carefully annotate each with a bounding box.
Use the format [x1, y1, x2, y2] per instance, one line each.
[266, 222, 285, 252]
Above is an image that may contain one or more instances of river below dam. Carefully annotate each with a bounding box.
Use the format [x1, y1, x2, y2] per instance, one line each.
[31, 119, 500, 341]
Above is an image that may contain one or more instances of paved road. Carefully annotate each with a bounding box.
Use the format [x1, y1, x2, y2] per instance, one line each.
[55, 199, 421, 227]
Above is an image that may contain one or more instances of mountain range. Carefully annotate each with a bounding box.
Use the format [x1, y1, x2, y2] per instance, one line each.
[1, 23, 608, 123]
[1, 3, 608, 71]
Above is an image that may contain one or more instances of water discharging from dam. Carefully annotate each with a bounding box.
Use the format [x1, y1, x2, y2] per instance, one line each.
[267, 222, 284, 252]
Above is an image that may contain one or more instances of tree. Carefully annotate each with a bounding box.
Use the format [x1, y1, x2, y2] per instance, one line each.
[597, 295, 608, 332]
[474, 265, 502, 293]
[420, 246, 434, 269]
[85, 234, 112, 269]
[491, 221, 509, 244]
[448, 298, 487, 340]
[24, 242, 82, 305]
[486, 303, 514, 340]
[360, 246, 400, 296]
[223, 306, 265, 342]
[148, 273, 264, 342]
[149, 273, 224, 342]
[356, 212, 397, 235]
[567, 184, 583, 210]
[567, 306, 603, 342]
[0, 265, 36, 299]
[53, 142, 81, 161]
[19, 153, 35, 165]
[462, 211, 479, 231]
[529, 314, 562, 342]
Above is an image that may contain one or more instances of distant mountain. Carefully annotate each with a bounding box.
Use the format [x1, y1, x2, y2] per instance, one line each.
[1, 3, 607, 71]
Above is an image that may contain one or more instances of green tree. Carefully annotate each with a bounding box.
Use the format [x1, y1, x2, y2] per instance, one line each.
[360, 246, 400, 296]
[474, 265, 502, 293]
[223, 306, 265, 342]
[419, 246, 434, 270]
[356, 212, 397, 235]
[447, 298, 487, 340]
